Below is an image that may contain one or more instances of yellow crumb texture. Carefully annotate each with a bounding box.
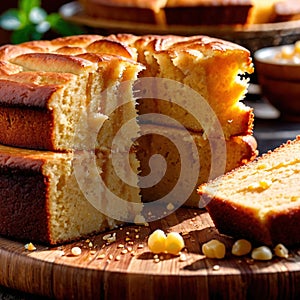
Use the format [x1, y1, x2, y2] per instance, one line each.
[200, 137, 300, 221]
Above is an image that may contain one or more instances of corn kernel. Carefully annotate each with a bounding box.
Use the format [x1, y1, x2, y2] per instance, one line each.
[231, 239, 252, 256]
[25, 242, 36, 251]
[251, 246, 272, 261]
[274, 244, 289, 258]
[295, 41, 300, 54]
[165, 232, 185, 255]
[202, 239, 226, 259]
[249, 180, 272, 191]
[147, 229, 167, 253]
[280, 46, 293, 59]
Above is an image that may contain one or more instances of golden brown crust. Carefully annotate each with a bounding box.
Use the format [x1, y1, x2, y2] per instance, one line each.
[0, 168, 51, 244]
[83, 0, 167, 10]
[204, 195, 300, 246]
[0, 107, 55, 150]
[198, 136, 300, 246]
[0, 144, 73, 244]
[0, 79, 59, 108]
[166, 0, 251, 6]
[11, 53, 96, 75]
[86, 39, 137, 60]
[0, 146, 49, 243]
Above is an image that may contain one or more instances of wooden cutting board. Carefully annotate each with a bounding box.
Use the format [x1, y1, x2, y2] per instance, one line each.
[0, 208, 300, 300]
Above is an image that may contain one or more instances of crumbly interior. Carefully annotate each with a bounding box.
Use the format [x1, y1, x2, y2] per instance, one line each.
[201, 138, 300, 220]
[43, 150, 140, 243]
[43, 153, 111, 243]
[132, 38, 253, 138]
[138, 124, 256, 207]
[6, 50, 142, 151]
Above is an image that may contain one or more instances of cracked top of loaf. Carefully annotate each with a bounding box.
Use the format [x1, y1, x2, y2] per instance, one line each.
[0, 34, 254, 151]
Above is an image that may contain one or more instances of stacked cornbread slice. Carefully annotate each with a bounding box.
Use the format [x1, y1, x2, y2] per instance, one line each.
[0, 36, 143, 244]
[0, 34, 256, 244]
[119, 34, 257, 206]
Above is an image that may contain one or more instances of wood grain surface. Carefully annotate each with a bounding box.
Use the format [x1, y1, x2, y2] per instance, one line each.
[0, 208, 300, 300]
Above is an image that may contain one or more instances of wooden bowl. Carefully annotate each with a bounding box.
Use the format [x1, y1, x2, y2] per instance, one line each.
[254, 44, 300, 121]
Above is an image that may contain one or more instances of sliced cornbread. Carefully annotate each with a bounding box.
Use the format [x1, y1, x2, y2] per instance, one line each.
[138, 124, 257, 207]
[0, 34, 254, 149]
[127, 34, 254, 138]
[0, 34, 257, 244]
[0, 40, 142, 151]
[0, 144, 140, 245]
[198, 136, 300, 246]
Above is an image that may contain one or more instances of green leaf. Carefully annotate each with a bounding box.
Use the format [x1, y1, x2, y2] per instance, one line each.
[0, 9, 21, 30]
[46, 13, 60, 26]
[17, 10, 29, 27]
[10, 23, 41, 44]
[19, 0, 41, 15]
[11, 27, 31, 44]
[47, 13, 85, 36]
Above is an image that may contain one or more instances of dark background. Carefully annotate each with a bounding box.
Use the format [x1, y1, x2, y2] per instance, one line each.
[0, 0, 70, 44]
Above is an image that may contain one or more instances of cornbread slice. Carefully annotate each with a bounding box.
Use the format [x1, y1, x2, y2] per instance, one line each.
[198, 136, 300, 246]
[116, 34, 254, 138]
[0, 39, 143, 151]
[0, 144, 140, 245]
[138, 124, 257, 207]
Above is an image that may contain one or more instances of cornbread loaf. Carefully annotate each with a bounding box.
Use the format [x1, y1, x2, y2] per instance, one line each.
[198, 136, 300, 246]
[0, 40, 142, 151]
[0, 34, 254, 150]
[0, 144, 140, 245]
[138, 124, 257, 207]
[79, 0, 253, 25]
[0, 34, 257, 244]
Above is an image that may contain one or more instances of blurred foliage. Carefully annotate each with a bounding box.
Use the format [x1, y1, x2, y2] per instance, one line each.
[0, 0, 84, 43]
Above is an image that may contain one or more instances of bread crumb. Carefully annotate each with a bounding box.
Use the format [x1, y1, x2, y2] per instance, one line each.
[213, 265, 220, 271]
[71, 246, 82, 256]
[179, 253, 187, 262]
[166, 203, 175, 211]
